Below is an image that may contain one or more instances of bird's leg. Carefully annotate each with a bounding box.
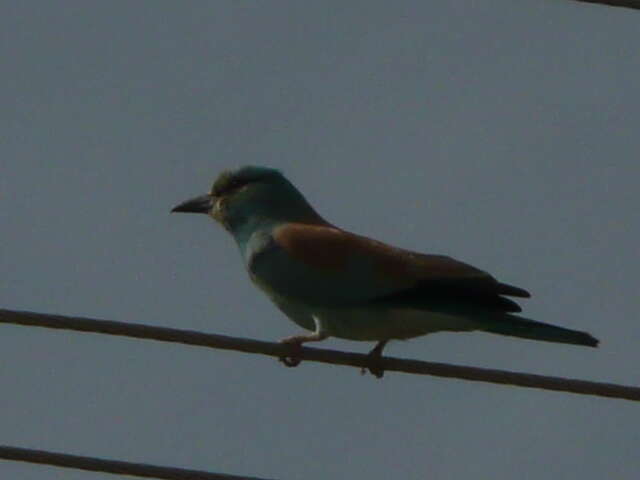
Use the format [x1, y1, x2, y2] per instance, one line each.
[362, 339, 388, 378]
[279, 315, 328, 367]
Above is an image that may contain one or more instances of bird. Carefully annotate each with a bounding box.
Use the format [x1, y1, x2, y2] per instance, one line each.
[171, 166, 598, 377]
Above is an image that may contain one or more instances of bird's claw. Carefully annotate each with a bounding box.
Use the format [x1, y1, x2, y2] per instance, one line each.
[361, 347, 386, 378]
[367, 365, 385, 379]
[280, 355, 302, 367]
[361, 359, 385, 379]
[278, 339, 303, 368]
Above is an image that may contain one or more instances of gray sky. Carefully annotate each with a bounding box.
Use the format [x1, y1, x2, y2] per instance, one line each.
[1, 1, 639, 479]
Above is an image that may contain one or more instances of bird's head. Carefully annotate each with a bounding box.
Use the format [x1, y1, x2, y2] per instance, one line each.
[171, 166, 324, 237]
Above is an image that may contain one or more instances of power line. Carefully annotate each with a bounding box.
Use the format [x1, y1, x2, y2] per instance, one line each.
[1, 308, 639, 402]
[572, 0, 640, 9]
[0, 445, 275, 480]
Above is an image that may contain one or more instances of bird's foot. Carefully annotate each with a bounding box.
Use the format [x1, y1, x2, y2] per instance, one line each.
[278, 325, 329, 368]
[361, 340, 388, 379]
[278, 336, 304, 368]
[361, 354, 385, 379]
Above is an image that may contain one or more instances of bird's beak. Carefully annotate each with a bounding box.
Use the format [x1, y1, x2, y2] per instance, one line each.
[171, 194, 214, 214]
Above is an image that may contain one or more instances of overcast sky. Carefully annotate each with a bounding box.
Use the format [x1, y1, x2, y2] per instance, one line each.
[1, 1, 639, 479]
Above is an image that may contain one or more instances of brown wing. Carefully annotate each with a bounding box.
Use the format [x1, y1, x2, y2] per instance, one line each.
[273, 223, 530, 312]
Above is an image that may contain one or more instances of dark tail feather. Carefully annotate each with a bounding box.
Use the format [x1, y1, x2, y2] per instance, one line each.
[482, 315, 599, 347]
[497, 282, 531, 298]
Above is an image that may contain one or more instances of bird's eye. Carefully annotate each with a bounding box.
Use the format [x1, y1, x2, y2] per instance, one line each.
[212, 174, 255, 197]
[218, 178, 249, 196]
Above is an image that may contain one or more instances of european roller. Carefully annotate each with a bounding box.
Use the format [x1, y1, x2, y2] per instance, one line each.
[172, 166, 598, 377]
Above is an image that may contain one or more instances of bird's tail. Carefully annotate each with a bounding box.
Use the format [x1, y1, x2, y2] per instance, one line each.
[481, 315, 599, 347]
